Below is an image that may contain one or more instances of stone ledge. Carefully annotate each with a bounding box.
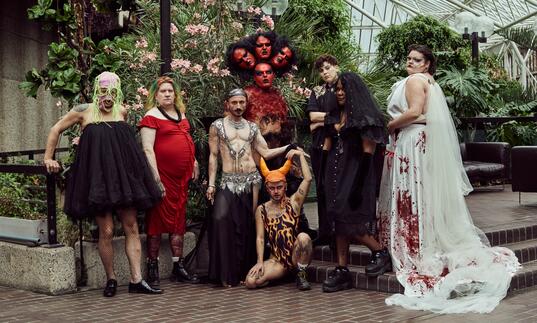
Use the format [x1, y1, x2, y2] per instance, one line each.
[75, 232, 196, 290]
[0, 241, 76, 295]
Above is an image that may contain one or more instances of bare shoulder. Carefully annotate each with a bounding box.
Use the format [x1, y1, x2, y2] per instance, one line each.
[144, 107, 160, 117]
[406, 75, 429, 91]
[72, 103, 91, 112]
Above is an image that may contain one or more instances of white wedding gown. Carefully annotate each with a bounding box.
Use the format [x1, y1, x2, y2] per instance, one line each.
[377, 73, 520, 314]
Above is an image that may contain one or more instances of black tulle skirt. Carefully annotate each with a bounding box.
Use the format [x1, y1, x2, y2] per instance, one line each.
[64, 122, 161, 219]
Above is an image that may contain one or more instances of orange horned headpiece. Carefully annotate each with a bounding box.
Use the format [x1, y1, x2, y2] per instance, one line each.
[259, 157, 292, 183]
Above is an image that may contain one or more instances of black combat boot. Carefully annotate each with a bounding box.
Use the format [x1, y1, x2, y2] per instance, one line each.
[296, 269, 311, 291]
[365, 248, 392, 277]
[171, 258, 200, 284]
[146, 259, 160, 288]
[322, 266, 352, 293]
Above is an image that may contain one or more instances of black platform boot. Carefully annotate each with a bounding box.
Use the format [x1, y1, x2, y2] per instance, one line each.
[146, 259, 160, 288]
[365, 248, 392, 277]
[172, 258, 200, 284]
[322, 266, 352, 293]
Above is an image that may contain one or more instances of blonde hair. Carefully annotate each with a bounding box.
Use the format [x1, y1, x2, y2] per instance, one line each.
[145, 76, 186, 113]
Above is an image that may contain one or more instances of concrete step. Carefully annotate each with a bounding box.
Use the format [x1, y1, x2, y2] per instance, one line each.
[307, 258, 537, 295]
[312, 226, 537, 267]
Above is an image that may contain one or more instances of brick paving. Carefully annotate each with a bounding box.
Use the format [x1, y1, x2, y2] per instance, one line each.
[1, 186, 537, 322]
[1, 282, 537, 322]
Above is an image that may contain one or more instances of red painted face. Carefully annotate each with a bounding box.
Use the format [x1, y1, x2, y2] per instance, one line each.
[254, 63, 275, 89]
[232, 48, 256, 69]
[255, 36, 272, 59]
[271, 47, 293, 68]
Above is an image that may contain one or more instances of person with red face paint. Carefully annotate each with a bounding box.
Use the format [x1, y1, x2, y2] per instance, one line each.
[43, 72, 162, 297]
[226, 38, 257, 80]
[253, 31, 276, 60]
[245, 149, 313, 291]
[206, 88, 291, 287]
[270, 36, 297, 76]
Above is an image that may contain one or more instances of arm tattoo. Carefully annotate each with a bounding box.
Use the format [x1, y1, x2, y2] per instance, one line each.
[298, 188, 305, 196]
[73, 103, 90, 112]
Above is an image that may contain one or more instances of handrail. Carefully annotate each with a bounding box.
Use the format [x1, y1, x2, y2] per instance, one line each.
[0, 147, 69, 160]
[0, 163, 59, 246]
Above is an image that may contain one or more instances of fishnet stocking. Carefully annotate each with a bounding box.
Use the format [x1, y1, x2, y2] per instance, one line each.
[147, 234, 161, 260]
[170, 234, 184, 258]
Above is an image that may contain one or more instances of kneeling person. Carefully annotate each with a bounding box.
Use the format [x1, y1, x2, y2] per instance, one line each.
[245, 149, 313, 291]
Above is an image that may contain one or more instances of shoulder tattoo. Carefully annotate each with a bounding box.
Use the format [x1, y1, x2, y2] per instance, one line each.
[73, 103, 90, 112]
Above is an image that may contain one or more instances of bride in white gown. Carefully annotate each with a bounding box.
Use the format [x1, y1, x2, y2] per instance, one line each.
[377, 44, 520, 313]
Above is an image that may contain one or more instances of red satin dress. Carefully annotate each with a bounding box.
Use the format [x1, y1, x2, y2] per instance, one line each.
[138, 115, 195, 235]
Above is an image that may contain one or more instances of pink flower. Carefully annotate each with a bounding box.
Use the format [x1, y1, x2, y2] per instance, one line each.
[171, 58, 192, 73]
[304, 88, 312, 97]
[219, 68, 231, 77]
[261, 15, 274, 30]
[185, 24, 209, 35]
[141, 52, 157, 63]
[71, 137, 80, 146]
[202, 0, 215, 7]
[247, 6, 262, 15]
[206, 57, 221, 75]
[193, 13, 201, 19]
[132, 103, 144, 111]
[231, 22, 243, 31]
[137, 86, 149, 97]
[135, 37, 148, 49]
[183, 0, 195, 4]
[190, 64, 203, 73]
[170, 23, 178, 34]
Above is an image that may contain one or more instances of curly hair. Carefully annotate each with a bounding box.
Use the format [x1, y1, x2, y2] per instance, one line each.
[314, 54, 338, 70]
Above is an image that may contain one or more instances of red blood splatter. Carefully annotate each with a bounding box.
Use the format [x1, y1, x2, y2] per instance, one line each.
[415, 131, 426, 153]
[396, 190, 419, 256]
[399, 156, 410, 174]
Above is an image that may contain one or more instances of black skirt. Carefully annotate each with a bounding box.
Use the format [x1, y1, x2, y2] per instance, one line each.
[64, 122, 161, 219]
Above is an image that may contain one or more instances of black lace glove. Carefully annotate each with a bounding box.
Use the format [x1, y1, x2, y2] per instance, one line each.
[348, 152, 373, 210]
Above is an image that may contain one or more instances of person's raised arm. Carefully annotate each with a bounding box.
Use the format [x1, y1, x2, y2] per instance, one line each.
[43, 104, 87, 173]
[254, 131, 289, 161]
[309, 112, 327, 123]
[388, 77, 427, 133]
[290, 150, 312, 209]
[206, 124, 219, 204]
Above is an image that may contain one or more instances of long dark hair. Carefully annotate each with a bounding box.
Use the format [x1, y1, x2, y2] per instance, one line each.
[408, 44, 436, 75]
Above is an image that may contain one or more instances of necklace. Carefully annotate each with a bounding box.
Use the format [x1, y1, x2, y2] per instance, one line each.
[227, 117, 246, 130]
[157, 106, 181, 123]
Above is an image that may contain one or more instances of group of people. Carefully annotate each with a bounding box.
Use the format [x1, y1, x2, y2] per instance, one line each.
[44, 45, 520, 314]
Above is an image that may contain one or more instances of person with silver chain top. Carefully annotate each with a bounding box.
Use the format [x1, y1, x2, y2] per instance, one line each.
[206, 88, 293, 287]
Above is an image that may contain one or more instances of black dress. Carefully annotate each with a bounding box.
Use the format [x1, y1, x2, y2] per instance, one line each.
[322, 72, 387, 237]
[64, 122, 161, 219]
[324, 127, 377, 236]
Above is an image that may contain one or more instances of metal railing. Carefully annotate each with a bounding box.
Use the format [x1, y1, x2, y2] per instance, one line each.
[0, 148, 68, 247]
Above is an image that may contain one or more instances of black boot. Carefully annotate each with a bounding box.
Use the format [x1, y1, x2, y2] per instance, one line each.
[322, 266, 351, 293]
[146, 259, 160, 288]
[172, 258, 200, 284]
[365, 248, 392, 277]
[103, 279, 117, 297]
[128, 280, 163, 294]
[296, 269, 311, 291]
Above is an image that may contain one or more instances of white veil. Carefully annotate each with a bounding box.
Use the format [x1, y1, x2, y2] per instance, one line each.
[386, 80, 520, 314]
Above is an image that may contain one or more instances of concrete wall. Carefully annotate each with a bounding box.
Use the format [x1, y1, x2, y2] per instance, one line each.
[0, 1, 63, 153]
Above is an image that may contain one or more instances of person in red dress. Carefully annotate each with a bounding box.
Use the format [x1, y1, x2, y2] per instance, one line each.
[139, 76, 200, 287]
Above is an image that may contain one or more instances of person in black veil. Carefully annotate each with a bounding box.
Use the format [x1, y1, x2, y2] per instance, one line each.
[321, 72, 392, 293]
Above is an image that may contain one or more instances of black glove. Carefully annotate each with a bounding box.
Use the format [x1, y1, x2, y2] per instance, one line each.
[348, 152, 373, 210]
[284, 143, 298, 155]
